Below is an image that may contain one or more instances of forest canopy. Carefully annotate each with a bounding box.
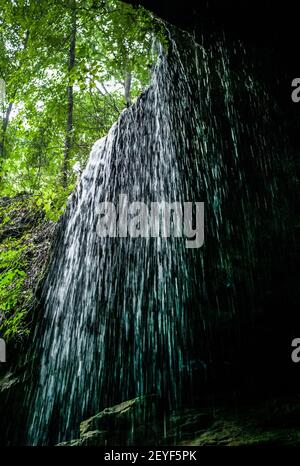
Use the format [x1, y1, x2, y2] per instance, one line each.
[0, 0, 161, 219]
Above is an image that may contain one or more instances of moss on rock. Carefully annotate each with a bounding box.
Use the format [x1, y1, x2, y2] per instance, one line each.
[0, 195, 56, 341]
[57, 397, 300, 447]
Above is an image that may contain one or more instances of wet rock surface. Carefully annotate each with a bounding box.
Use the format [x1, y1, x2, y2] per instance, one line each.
[58, 395, 300, 446]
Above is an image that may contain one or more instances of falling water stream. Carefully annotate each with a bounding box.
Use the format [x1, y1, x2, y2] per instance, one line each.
[25, 27, 296, 445]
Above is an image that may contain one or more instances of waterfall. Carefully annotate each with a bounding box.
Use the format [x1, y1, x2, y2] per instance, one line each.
[25, 27, 296, 445]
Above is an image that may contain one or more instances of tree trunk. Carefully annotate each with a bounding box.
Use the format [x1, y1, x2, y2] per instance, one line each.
[124, 70, 132, 107]
[0, 102, 13, 159]
[62, 3, 77, 190]
[0, 30, 29, 183]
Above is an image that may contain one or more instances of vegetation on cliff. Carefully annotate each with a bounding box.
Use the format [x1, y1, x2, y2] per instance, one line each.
[0, 196, 55, 340]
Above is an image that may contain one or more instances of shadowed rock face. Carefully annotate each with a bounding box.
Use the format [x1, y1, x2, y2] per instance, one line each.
[57, 395, 165, 446]
[125, 1, 300, 132]
[0, 196, 57, 446]
[124, 1, 298, 48]
[58, 396, 300, 446]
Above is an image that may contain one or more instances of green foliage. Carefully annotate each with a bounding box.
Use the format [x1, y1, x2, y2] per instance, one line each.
[0, 0, 165, 217]
[0, 196, 55, 340]
[0, 237, 28, 339]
